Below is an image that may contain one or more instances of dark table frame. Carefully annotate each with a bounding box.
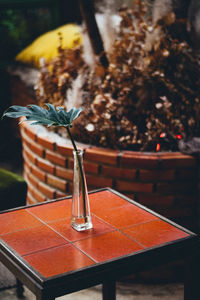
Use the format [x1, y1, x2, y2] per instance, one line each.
[0, 188, 199, 300]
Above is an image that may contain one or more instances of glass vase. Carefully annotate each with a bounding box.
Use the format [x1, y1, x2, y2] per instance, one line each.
[71, 149, 93, 231]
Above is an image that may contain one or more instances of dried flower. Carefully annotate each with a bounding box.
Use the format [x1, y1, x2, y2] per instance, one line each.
[34, 1, 200, 152]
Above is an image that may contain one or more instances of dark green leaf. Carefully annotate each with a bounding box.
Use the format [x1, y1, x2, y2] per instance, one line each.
[2, 104, 82, 128]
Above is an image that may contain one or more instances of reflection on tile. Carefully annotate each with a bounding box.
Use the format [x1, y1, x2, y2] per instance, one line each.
[26, 199, 71, 222]
[74, 231, 144, 262]
[1, 224, 68, 255]
[95, 203, 158, 229]
[48, 215, 115, 242]
[0, 210, 43, 235]
[122, 220, 189, 248]
[23, 244, 95, 277]
[89, 190, 126, 215]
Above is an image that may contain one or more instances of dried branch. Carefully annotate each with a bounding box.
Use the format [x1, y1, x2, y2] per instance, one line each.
[79, 0, 109, 68]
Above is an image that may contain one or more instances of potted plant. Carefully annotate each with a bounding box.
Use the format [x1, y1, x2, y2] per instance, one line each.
[2, 104, 93, 231]
[35, 1, 200, 153]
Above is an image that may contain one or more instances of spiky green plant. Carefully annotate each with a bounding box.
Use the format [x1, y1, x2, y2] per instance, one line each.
[2, 104, 87, 220]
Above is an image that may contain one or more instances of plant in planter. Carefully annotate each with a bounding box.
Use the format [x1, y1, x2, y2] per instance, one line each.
[2, 104, 92, 231]
[35, 0, 200, 152]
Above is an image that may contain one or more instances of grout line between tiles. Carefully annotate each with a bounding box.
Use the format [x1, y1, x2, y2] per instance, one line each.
[25, 210, 98, 263]
[21, 242, 69, 258]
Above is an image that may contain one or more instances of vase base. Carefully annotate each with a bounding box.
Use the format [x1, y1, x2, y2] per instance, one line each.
[71, 216, 93, 231]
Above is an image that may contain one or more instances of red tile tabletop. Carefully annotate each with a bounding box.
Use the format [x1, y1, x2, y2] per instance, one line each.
[24, 244, 94, 278]
[0, 188, 198, 300]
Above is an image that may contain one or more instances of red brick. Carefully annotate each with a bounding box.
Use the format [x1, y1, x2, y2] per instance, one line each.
[101, 165, 136, 180]
[26, 191, 36, 205]
[32, 165, 46, 182]
[156, 181, 195, 194]
[24, 160, 32, 173]
[23, 170, 28, 185]
[26, 172, 38, 189]
[68, 158, 99, 175]
[159, 153, 195, 168]
[56, 144, 74, 157]
[47, 174, 68, 191]
[116, 180, 153, 193]
[37, 135, 55, 151]
[21, 132, 31, 148]
[23, 157, 32, 173]
[120, 151, 160, 168]
[24, 125, 37, 141]
[139, 169, 175, 181]
[85, 147, 119, 165]
[46, 150, 67, 167]
[86, 174, 113, 188]
[68, 182, 73, 193]
[22, 149, 28, 165]
[19, 119, 26, 130]
[159, 152, 190, 159]
[29, 140, 44, 158]
[55, 191, 67, 198]
[175, 168, 196, 180]
[23, 165, 27, 176]
[123, 193, 135, 200]
[38, 181, 56, 199]
[55, 166, 73, 181]
[23, 145, 37, 164]
[22, 131, 44, 157]
[36, 157, 55, 174]
[31, 186, 46, 203]
[155, 205, 196, 219]
[56, 142, 89, 157]
[84, 161, 99, 174]
[175, 195, 196, 206]
[68, 158, 74, 169]
[27, 184, 34, 197]
[137, 194, 174, 207]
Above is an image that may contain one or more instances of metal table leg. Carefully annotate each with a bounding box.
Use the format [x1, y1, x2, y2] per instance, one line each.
[184, 252, 200, 300]
[102, 280, 116, 300]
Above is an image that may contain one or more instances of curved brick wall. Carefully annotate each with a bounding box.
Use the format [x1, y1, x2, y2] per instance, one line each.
[20, 121, 199, 233]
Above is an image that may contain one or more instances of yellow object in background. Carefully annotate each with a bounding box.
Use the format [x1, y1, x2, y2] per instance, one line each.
[15, 24, 82, 67]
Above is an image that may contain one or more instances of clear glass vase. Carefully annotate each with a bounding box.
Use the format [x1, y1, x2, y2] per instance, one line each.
[71, 149, 93, 231]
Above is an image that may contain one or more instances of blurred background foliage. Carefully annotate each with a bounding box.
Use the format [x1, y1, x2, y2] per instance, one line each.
[0, 1, 81, 161]
[0, 8, 52, 62]
[0, 0, 81, 64]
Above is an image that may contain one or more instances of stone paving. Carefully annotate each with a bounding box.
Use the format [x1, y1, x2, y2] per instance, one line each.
[0, 282, 184, 299]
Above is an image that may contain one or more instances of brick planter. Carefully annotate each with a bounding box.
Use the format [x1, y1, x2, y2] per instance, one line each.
[20, 121, 200, 235]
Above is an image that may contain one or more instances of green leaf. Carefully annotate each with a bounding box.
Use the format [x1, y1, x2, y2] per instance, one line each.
[2, 104, 82, 128]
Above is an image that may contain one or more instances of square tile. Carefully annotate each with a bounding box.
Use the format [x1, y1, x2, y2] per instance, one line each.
[0, 210, 43, 235]
[48, 215, 115, 242]
[27, 199, 71, 222]
[122, 220, 189, 248]
[90, 190, 126, 215]
[95, 203, 158, 229]
[1, 224, 69, 255]
[23, 244, 95, 277]
[74, 231, 144, 262]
